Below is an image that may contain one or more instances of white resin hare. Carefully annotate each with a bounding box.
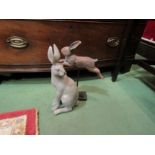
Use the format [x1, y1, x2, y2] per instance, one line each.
[47, 44, 79, 115]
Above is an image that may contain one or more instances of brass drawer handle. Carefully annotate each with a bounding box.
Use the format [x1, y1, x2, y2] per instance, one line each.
[6, 36, 28, 49]
[106, 37, 120, 47]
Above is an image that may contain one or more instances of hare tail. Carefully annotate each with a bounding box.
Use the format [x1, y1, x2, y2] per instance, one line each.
[94, 58, 98, 62]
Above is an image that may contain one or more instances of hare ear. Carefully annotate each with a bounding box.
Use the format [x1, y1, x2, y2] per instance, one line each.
[69, 40, 82, 50]
[53, 44, 60, 62]
[47, 45, 54, 64]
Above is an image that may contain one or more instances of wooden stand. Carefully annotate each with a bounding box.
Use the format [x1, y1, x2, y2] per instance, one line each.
[76, 70, 87, 101]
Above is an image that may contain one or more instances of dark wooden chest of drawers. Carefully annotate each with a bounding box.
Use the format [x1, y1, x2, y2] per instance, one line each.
[0, 20, 146, 75]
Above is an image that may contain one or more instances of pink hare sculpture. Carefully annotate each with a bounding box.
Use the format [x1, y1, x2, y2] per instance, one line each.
[61, 40, 103, 79]
[47, 44, 79, 115]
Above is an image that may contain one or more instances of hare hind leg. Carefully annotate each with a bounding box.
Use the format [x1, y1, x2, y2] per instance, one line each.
[53, 107, 72, 115]
[87, 67, 104, 79]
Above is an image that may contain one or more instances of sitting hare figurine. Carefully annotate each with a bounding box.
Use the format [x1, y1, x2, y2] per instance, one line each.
[47, 44, 79, 115]
[61, 40, 103, 79]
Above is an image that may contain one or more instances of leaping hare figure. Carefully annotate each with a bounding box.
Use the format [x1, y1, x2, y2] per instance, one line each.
[61, 40, 103, 79]
[47, 44, 79, 115]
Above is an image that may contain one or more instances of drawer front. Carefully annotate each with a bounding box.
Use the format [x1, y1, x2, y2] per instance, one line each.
[0, 20, 127, 65]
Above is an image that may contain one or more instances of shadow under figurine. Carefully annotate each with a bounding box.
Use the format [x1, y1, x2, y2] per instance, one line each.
[47, 44, 79, 115]
[60, 40, 104, 79]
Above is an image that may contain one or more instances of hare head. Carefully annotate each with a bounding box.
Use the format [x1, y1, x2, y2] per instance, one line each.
[48, 44, 66, 77]
[61, 40, 82, 56]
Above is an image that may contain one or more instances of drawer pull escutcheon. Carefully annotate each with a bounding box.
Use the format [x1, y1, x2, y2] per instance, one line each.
[106, 37, 120, 47]
[6, 36, 28, 49]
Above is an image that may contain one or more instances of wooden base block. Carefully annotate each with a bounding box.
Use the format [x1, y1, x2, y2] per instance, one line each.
[78, 91, 87, 101]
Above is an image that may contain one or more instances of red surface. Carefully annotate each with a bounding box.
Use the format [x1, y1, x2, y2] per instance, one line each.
[0, 108, 38, 135]
[143, 20, 155, 41]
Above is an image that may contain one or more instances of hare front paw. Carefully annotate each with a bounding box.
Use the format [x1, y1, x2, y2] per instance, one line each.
[53, 109, 61, 115]
[59, 59, 65, 63]
[52, 106, 59, 111]
[51, 103, 59, 111]
[53, 107, 73, 115]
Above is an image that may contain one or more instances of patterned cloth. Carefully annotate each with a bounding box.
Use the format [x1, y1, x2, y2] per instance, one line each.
[0, 115, 27, 135]
[0, 109, 38, 135]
